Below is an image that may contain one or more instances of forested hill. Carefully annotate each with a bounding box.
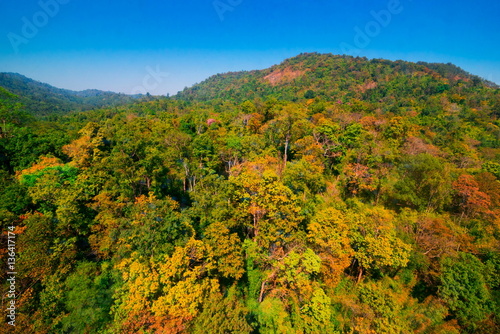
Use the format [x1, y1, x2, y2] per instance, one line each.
[1, 54, 500, 333]
[0, 72, 140, 116]
[177, 53, 498, 104]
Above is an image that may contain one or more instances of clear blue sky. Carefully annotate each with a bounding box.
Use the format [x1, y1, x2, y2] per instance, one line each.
[0, 0, 499, 95]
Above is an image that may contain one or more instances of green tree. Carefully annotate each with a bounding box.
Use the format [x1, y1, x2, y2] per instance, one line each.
[62, 261, 114, 333]
[189, 288, 253, 333]
[392, 154, 453, 211]
[439, 252, 493, 331]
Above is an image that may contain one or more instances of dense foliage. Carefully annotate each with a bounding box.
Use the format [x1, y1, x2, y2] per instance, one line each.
[1, 53, 500, 333]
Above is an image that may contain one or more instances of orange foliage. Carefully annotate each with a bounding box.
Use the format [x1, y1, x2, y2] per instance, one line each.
[62, 135, 93, 167]
[16, 156, 63, 180]
[453, 174, 493, 218]
[247, 112, 264, 133]
[343, 163, 376, 196]
[415, 216, 473, 260]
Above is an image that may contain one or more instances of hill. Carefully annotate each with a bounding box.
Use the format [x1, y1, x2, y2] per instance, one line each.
[0, 72, 140, 116]
[177, 52, 498, 104]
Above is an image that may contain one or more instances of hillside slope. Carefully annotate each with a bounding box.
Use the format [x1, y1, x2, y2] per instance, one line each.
[0, 72, 140, 116]
[176, 52, 498, 105]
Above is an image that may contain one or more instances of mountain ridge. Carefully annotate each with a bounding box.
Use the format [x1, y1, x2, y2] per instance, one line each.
[175, 53, 498, 103]
[2, 53, 499, 118]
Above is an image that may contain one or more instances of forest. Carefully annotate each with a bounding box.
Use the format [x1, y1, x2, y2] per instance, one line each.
[1, 53, 500, 333]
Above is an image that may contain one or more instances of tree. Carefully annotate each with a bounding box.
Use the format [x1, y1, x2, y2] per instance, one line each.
[229, 159, 302, 248]
[189, 287, 253, 333]
[261, 104, 309, 170]
[89, 193, 189, 260]
[151, 238, 220, 332]
[439, 253, 493, 331]
[453, 174, 493, 218]
[307, 208, 353, 287]
[62, 122, 105, 168]
[348, 204, 411, 281]
[62, 261, 113, 333]
[393, 154, 453, 211]
[203, 221, 245, 280]
[342, 163, 376, 197]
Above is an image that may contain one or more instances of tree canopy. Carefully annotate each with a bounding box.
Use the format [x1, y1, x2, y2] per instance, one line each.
[1, 53, 500, 333]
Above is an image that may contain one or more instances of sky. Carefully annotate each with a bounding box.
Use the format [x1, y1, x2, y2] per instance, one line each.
[0, 0, 499, 95]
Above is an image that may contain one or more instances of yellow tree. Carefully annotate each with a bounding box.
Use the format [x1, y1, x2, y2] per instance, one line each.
[62, 122, 105, 168]
[112, 237, 222, 333]
[348, 203, 411, 281]
[152, 238, 220, 332]
[308, 208, 354, 288]
[229, 157, 303, 248]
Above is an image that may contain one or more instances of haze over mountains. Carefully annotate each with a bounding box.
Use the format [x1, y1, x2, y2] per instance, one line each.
[0, 72, 141, 116]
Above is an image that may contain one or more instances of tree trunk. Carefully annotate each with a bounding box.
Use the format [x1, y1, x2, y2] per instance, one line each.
[258, 280, 266, 302]
[357, 267, 363, 284]
[283, 136, 289, 171]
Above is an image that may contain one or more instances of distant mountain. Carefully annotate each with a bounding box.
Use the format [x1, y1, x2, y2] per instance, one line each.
[176, 53, 498, 104]
[0, 73, 141, 116]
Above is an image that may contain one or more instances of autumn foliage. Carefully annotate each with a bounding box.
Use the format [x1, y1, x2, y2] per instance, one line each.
[1, 54, 500, 333]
